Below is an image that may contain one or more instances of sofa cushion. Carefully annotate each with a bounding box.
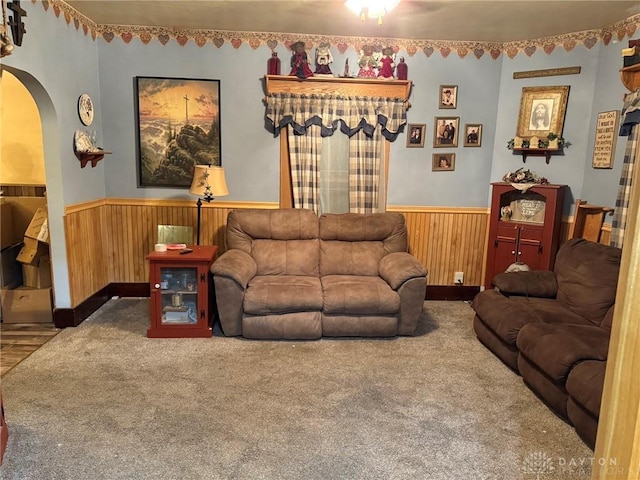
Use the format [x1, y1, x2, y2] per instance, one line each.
[252, 239, 319, 276]
[554, 239, 621, 326]
[472, 289, 570, 346]
[226, 208, 319, 252]
[509, 296, 594, 326]
[320, 240, 384, 276]
[599, 304, 616, 332]
[492, 270, 558, 298]
[517, 323, 610, 382]
[566, 360, 607, 418]
[322, 275, 400, 315]
[319, 212, 407, 253]
[244, 275, 323, 315]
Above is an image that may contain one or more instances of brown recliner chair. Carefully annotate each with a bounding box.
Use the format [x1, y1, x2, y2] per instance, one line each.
[472, 238, 621, 448]
[211, 209, 428, 339]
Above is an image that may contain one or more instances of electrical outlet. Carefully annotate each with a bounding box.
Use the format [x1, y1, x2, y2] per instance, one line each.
[454, 272, 464, 284]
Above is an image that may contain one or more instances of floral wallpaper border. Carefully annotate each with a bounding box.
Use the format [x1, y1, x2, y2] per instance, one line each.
[41, 0, 639, 60]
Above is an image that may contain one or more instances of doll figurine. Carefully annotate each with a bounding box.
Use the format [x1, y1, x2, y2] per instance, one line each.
[357, 45, 378, 78]
[314, 43, 334, 76]
[289, 41, 314, 79]
[377, 47, 396, 79]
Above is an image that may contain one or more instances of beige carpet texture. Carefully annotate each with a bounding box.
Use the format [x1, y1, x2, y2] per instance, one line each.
[0, 299, 594, 479]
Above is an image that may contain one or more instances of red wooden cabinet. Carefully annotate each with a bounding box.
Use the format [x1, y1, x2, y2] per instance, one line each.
[485, 182, 567, 288]
[146, 245, 218, 338]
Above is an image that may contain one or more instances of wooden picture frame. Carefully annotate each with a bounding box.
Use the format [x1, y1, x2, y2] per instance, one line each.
[516, 85, 570, 139]
[439, 85, 457, 109]
[592, 110, 619, 169]
[406, 123, 426, 148]
[463, 124, 482, 147]
[432, 153, 455, 171]
[135, 76, 222, 188]
[434, 117, 460, 147]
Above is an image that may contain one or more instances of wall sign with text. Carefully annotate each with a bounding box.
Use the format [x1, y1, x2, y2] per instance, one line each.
[592, 111, 619, 169]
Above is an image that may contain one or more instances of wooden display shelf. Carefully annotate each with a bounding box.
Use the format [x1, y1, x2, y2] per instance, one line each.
[512, 147, 561, 164]
[263, 75, 413, 103]
[74, 150, 112, 168]
[620, 63, 640, 92]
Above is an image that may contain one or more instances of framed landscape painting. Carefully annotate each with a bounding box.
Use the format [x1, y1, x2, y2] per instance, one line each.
[135, 76, 221, 188]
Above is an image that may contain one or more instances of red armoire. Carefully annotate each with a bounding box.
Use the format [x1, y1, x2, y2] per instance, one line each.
[484, 182, 568, 288]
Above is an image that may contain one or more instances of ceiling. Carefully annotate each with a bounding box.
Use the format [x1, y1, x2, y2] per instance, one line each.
[65, 0, 640, 43]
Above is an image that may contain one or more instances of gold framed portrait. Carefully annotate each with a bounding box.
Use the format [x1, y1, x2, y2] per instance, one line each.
[433, 117, 460, 148]
[439, 85, 458, 109]
[406, 123, 426, 148]
[463, 124, 482, 147]
[432, 153, 455, 171]
[516, 86, 570, 139]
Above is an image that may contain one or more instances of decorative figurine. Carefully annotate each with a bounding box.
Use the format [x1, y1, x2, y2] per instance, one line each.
[343, 58, 351, 78]
[396, 57, 408, 80]
[357, 45, 378, 78]
[267, 51, 281, 75]
[377, 46, 395, 79]
[314, 42, 334, 76]
[289, 41, 314, 79]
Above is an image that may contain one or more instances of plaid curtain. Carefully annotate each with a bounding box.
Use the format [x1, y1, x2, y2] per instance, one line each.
[266, 93, 407, 213]
[349, 126, 383, 213]
[288, 124, 322, 212]
[611, 90, 640, 248]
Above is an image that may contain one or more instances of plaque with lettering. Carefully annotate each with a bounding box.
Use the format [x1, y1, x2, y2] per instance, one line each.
[592, 111, 619, 169]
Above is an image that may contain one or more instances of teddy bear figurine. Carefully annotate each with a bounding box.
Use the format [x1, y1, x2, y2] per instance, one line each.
[357, 45, 378, 78]
[314, 43, 334, 76]
[289, 41, 314, 79]
[377, 46, 396, 79]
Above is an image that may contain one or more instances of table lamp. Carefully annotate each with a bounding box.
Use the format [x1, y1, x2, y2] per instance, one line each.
[189, 165, 229, 245]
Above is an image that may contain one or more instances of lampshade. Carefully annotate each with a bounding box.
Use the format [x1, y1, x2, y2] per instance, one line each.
[189, 165, 229, 199]
[345, 0, 400, 24]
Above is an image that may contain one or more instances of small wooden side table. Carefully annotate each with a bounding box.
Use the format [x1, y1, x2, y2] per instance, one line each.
[146, 245, 218, 338]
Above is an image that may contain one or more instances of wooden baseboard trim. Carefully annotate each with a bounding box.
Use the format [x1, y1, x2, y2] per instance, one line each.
[53, 283, 149, 328]
[425, 285, 480, 301]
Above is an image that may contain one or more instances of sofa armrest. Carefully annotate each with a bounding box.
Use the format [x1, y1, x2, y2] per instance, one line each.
[210, 249, 257, 289]
[492, 270, 558, 298]
[379, 252, 427, 290]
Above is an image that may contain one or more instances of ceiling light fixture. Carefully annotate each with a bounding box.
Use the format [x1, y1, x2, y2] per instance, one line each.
[345, 0, 400, 25]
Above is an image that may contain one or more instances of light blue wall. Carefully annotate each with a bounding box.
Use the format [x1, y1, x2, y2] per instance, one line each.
[2, 2, 637, 304]
[2, 1, 103, 307]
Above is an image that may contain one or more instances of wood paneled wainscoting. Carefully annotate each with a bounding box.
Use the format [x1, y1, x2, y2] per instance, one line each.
[64, 201, 490, 308]
[63, 200, 610, 316]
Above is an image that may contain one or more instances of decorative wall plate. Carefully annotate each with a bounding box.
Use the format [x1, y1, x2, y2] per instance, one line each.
[78, 93, 94, 126]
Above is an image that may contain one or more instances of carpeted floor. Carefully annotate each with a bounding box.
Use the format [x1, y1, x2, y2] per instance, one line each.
[0, 299, 593, 479]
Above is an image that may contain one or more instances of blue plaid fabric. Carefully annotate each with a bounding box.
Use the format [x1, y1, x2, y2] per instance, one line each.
[611, 90, 640, 248]
[267, 93, 407, 213]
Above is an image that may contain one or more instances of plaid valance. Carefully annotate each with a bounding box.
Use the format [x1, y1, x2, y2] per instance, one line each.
[265, 93, 408, 141]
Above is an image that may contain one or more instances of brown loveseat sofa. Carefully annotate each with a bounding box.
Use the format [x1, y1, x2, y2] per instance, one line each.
[472, 238, 621, 448]
[211, 209, 427, 339]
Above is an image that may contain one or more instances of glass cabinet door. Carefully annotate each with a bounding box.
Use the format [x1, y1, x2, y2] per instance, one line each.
[158, 266, 198, 325]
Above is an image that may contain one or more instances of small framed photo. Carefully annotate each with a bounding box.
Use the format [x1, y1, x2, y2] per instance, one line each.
[406, 123, 426, 148]
[439, 85, 457, 109]
[464, 124, 482, 147]
[434, 117, 460, 147]
[433, 153, 455, 171]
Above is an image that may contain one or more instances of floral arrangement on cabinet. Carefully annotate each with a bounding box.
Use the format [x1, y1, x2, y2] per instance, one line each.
[502, 168, 548, 185]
